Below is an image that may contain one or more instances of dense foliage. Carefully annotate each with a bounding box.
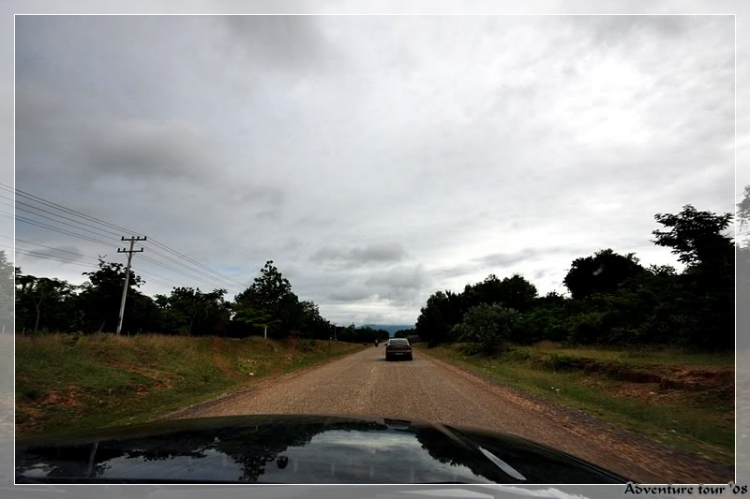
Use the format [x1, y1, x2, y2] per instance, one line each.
[14, 258, 362, 341]
[10, 195, 743, 351]
[416, 204, 736, 351]
[451, 303, 517, 353]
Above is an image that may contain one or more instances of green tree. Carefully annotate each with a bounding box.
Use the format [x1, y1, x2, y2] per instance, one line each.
[454, 303, 517, 353]
[415, 291, 453, 346]
[75, 258, 150, 333]
[563, 249, 645, 300]
[234, 261, 300, 338]
[463, 274, 537, 312]
[164, 287, 228, 335]
[298, 300, 331, 339]
[652, 205, 733, 271]
[15, 270, 73, 334]
[653, 205, 734, 349]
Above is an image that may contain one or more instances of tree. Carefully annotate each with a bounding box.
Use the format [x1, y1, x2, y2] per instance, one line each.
[76, 258, 147, 333]
[454, 303, 517, 353]
[463, 274, 537, 312]
[415, 291, 453, 346]
[15, 270, 72, 334]
[563, 249, 645, 300]
[652, 205, 733, 271]
[160, 287, 229, 336]
[297, 300, 331, 339]
[234, 261, 301, 338]
[652, 205, 734, 349]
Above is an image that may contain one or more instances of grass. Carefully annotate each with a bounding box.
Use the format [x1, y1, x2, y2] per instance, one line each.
[515, 342, 735, 367]
[418, 343, 734, 468]
[15, 333, 363, 436]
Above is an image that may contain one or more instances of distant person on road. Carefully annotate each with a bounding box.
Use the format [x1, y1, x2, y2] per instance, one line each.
[375, 339, 379, 347]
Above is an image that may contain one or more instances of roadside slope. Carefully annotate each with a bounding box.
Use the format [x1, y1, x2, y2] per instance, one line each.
[15, 334, 363, 436]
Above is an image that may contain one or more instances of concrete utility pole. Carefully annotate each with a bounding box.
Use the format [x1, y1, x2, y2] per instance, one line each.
[116, 236, 146, 335]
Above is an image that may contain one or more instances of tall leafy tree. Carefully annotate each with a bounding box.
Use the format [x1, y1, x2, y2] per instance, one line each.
[16, 269, 73, 334]
[563, 249, 645, 300]
[234, 261, 300, 337]
[76, 259, 146, 333]
[415, 291, 453, 346]
[464, 274, 537, 312]
[160, 287, 229, 336]
[453, 303, 517, 353]
[652, 205, 733, 271]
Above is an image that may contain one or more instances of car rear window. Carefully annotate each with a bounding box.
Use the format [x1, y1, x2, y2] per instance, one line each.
[390, 339, 409, 345]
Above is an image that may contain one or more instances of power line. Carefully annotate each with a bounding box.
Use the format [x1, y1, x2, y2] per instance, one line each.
[8, 246, 97, 269]
[15, 243, 100, 263]
[135, 242, 242, 290]
[138, 253, 240, 293]
[14, 199, 123, 238]
[3, 182, 248, 291]
[8, 241, 180, 289]
[15, 204, 121, 241]
[148, 238, 247, 288]
[15, 216, 115, 248]
[11, 246, 176, 289]
[3, 183, 144, 236]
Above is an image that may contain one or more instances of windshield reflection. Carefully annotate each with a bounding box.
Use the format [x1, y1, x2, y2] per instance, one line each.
[16, 419, 496, 483]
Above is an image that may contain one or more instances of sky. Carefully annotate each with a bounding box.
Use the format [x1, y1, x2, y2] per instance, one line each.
[12, 14, 737, 325]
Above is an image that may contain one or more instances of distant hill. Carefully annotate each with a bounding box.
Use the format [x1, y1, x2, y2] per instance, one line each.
[361, 324, 415, 337]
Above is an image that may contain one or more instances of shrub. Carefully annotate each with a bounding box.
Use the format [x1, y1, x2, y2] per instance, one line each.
[567, 312, 604, 344]
[456, 303, 518, 354]
[549, 353, 575, 371]
[298, 338, 317, 353]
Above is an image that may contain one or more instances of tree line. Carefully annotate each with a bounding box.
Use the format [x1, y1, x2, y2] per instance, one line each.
[415, 203, 737, 352]
[13, 257, 389, 343]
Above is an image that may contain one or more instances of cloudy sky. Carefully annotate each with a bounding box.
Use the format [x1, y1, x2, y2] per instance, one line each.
[12, 15, 736, 325]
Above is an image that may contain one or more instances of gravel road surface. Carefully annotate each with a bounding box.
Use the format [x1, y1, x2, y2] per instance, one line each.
[167, 345, 733, 483]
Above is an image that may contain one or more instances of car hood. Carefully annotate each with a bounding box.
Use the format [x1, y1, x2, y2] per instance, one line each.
[16, 414, 628, 484]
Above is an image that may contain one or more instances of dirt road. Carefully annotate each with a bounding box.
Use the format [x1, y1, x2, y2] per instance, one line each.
[168, 346, 733, 483]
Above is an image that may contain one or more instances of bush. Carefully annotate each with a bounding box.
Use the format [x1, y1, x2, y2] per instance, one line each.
[505, 348, 531, 361]
[458, 342, 484, 356]
[512, 306, 570, 344]
[456, 303, 517, 354]
[298, 338, 317, 353]
[567, 312, 604, 344]
[548, 353, 575, 371]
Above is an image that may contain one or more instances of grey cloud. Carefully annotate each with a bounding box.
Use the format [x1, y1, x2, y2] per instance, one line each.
[328, 284, 374, 303]
[83, 119, 213, 179]
[365, 264, 431, 304]
[221, 16, 336, 72]
[13, 15, 735, 324]
[572, 15, 693, 46]
[311, 243, 408, 267]
[479, 247, 592, 268]
[324, 264, 430, 306]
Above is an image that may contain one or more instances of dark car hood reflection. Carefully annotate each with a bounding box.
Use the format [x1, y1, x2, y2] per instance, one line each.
[16, 414, 627, 484]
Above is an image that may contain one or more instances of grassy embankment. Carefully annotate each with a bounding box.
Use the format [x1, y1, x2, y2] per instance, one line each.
[417, 342, 734, 467]
[16, 334, 363, 436]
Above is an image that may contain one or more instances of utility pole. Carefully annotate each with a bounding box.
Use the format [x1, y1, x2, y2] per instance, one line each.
[116, 236, 146, 335]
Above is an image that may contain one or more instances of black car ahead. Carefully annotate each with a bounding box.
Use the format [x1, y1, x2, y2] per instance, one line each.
[385, 338, 412, 361]
[16, 414, 628, 484]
